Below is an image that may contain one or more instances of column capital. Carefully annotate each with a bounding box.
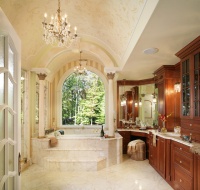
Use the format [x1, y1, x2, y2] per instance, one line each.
[107, 72, 115, 80]
[31, 68, 50, 80]
[37, 73, 47, 80]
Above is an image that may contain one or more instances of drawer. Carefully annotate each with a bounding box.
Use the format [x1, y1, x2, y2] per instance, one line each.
[131, 131, 147, 137]
[172, 141, 193, 158]
[174, 151, 193, 176]
[174, 167, 193, 190]
[118, 131, 131, 137]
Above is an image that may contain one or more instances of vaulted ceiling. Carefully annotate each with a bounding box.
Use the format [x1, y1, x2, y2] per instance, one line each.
[0, 0, 200, 81]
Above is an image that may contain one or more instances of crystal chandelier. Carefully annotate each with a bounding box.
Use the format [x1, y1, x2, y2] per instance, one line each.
[42, 0, 78, 48]
[74, 51, 87, 75]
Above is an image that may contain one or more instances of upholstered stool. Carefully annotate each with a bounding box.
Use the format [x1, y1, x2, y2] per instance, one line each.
[127, 139, 146, 161]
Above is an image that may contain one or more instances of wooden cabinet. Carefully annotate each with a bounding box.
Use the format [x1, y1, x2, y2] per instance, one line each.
[118, 131, 131, 154]
[176, 37, 200, 118]
[149, 132, 157, 168]
[194, 153, 200, 190]
[149, 133, 167, 178]
[176, 36, 200, 143]
[154, 64, 180, 131]
[171, 141, 194, 190]
[157, 136, 166, 178]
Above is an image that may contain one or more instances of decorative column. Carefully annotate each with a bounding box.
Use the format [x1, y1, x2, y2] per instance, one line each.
[32, 68, 50, 138]
[107, 72, 115, 137]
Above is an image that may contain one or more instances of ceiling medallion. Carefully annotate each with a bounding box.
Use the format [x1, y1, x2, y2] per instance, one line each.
[42, 0, 78, 48]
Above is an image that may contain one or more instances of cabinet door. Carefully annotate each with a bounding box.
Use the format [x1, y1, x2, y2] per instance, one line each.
[180, 47, 200, 119]
[181, 59, 190, 117]
[194, 154, 200, 190]
[149, 133, 158, 169]
[157, 137, 165, 178]
[193, 52, 200, 117]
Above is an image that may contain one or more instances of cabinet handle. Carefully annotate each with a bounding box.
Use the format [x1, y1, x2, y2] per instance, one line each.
[180, 179, 182, 182]
[179, 160, 182, 164]
[179, 148, 182, 150]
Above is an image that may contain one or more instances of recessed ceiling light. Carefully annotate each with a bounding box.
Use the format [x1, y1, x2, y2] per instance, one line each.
[143, 48, 159, 55]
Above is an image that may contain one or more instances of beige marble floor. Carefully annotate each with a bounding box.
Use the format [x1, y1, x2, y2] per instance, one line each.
[21, 155, 173, 190]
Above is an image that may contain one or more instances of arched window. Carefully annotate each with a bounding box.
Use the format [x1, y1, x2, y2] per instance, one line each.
[62, 71, 105, 125]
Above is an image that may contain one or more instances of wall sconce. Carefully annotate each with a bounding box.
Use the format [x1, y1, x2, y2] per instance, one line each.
[135, 102, 138, 107]
[120, 94, 126, 106]
[139, 98, 142, 106]
[174, 82, 181, 92]
[152, 82, 157, 103]
[152, 94, 157, 103]
[120, 79, 127, 106]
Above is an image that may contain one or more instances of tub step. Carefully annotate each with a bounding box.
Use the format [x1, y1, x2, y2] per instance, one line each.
[43, 156, 106, 171]
[42, 148, 105, 160]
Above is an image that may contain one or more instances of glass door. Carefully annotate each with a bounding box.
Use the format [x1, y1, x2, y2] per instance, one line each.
[194, 52, 200, 116]
[0, 35, 20, 189]
[182, 59, 190, 116]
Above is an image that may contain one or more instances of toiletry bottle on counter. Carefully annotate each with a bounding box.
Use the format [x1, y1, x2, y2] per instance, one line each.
[100, 125, 104, 137]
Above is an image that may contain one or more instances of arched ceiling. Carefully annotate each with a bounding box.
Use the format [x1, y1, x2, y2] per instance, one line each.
[0, 0, 200, 80]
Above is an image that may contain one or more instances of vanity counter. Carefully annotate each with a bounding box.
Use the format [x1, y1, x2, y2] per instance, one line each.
[117, 128, 200, 155]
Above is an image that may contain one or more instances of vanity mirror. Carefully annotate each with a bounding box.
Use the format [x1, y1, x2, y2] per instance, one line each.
[117, 79, 157, 128]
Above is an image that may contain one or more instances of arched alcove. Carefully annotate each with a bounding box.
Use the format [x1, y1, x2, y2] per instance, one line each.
[56, 66, 108, 128]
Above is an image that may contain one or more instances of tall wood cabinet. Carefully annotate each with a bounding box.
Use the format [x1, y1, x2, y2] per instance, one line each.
[149, 133, 169, 179]
[154, 64, 180, 131]
[176, 36, 200, 143]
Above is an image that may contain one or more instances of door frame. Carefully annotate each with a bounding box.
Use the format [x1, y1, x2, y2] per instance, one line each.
[0, 8, 21, 190]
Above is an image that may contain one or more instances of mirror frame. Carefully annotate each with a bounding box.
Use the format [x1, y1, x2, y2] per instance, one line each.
[117, 78, 155, 128]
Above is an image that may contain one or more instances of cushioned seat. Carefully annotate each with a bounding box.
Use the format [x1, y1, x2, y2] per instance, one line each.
[127, 139, 146, 161]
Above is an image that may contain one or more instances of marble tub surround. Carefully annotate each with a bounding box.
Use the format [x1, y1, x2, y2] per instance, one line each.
[58, 125, 107, 135]
[31, 132, 122, 171]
